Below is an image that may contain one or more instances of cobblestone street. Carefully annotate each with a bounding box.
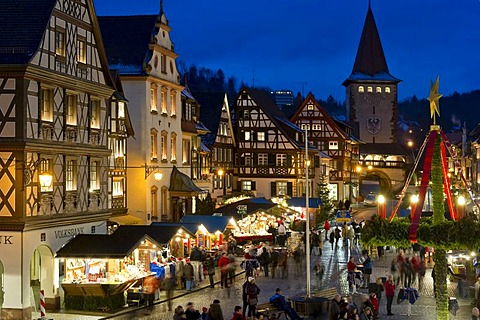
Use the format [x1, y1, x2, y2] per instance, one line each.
[38, 233, 476, 320]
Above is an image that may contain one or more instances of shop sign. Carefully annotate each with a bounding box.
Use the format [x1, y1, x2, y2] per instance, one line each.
[335, 210, 352, 223]
[54, 227, 84, 239]
[0, 235, 13, 244]
[237, 205, 247, 219]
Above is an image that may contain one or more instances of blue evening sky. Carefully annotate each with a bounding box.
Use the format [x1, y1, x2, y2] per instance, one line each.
[94, 0, 480, 102]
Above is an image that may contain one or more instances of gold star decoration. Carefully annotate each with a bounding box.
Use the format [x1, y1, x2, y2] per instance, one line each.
[427, 76, 442, 124]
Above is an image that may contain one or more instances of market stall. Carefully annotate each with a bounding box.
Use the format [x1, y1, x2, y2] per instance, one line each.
[56, 225, 195, 311]
[181, 214, 236, 250]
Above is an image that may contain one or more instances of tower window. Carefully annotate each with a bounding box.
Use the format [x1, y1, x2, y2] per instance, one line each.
[385, 87, 391, 93]
[367, 86, 373, 93]
[376, 87, 382, 93]
[358, 86, 364, 93]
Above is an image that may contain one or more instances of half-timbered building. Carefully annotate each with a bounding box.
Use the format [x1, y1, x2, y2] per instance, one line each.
[233, 87, 319, 199]
[194, 91, 235, 202]
[0, 0, 133, 318]
[99, 4, 204, 223]
[291, 93, 360, 203]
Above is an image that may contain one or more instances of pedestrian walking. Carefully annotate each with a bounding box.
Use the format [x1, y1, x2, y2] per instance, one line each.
[293, 245, 302, 277]
[347, 226, 355, 248]
[245, 277, 260, 320]
[334, 225, 341, 247]
[206, 254, 216, 288]
[311, 229, 321, 256]
[370, 277, 384, 308]
[242, 277, 250, 316]
[324, 220, 331, 240]
[228, 252, 236, 284]
[201, 307, 208, 320]
[475, 276, 480, 309]
[279, 249, 288, 279]
[184, 260, 194, 292]
[208, 299, 224, 320]
[163, 274, 176, 311]
[329, 230, 335, 250]
[176, 258, 185, 290]
[362, 250, 373, 288]
[385, 275, 396, 316]
[341, 223, 348, 247]
[185, 302, 201, 320]
[270, 249, 279, 279]
[143, 275, 158, 311]
[403, 256, 414, 288]
[218, 252, 231, 289]
[260, 247, 270, 277]
[277, 223, 287, 246]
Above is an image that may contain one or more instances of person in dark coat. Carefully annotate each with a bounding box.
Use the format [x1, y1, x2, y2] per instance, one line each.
[208, 299, 224, 320]
[329, 231, 335, 250]
[242, 278, 250, 316]
[245, 277, 260, 319]
[260, 247, 270, 277]
[329, 294, 341, 320]
[184, 260, 194, 292]
[185, 302, 201, 320]
[163, 274, 175, 311]
[334, 226, 341, 247]
[270, 249, 279, 279]
[206, 255, 216, 288]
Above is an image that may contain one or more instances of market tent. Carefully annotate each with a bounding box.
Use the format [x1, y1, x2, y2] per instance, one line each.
[55, 233, 161, 259]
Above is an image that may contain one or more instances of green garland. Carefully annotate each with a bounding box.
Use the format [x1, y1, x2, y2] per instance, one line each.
[432, 135, 445, 224]
[361, 214, 480, 250]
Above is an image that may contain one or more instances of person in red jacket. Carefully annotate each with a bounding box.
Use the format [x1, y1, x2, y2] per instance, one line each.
[385, 275, 396, 316]
[218, 252, 231, 288]
[323, 220, 330, 240]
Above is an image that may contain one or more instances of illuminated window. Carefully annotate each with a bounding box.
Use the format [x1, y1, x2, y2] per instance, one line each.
[41, 88, 54, 122]
[77, 39, 86, 63]
[376, 87, 382, 93]
[276, 154, 287, 166]
[89, 160, 99, 191]
[118, 101, 125, 119]
[151, 186, 158, 219]
[244, 131, 251, 141]
[329, 141, 338, 150]
[55, 29, 65, 56]
[90, 100, 100, 129]
[170, 92, 176, 116]
[257, 132, 265, 141]
[171, 133, 177, 162]
[161, 132, 167, 160]
[242, 180, 252, 191]
[258, 153, 268, 165]
[66, 160, 76, 191]
[367, 86, 373, 93]
[312, 124, 321, 131]
[307, 104, 314, 110]
[301, 124, 310, 130]
[113, 178, 123, 197]
[385, 87, 391, 93]
[182, 139, 190, 164]
[161, 89, 167, 114]
[66, 94, 77, 125]
[358, 86, 364, 93]
[150, 129, 158, 160]
[277, 181, 288, 196]
[150, 85, 157, 112]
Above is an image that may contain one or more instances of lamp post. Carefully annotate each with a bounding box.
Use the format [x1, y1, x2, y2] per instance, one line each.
[377, 194, 386, 219]
[410, 194, 419, 219]
[39, 172, 53, 192]
[145, 163, 163, 181]
[457, 195, 466, 219]
[304, 127, 311, 298]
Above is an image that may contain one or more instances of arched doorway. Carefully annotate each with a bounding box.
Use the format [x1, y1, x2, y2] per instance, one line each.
[30, 245, 56, 312]
[360, 170, 393, 196]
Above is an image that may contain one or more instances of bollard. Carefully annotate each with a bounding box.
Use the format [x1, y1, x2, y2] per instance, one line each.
[39, 290, 46, 320]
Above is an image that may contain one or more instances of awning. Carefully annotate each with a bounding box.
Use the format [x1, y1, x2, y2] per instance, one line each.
[287, 197, 322, 208]
[169, 166, 204, 193]
[109, 215, 143, 225]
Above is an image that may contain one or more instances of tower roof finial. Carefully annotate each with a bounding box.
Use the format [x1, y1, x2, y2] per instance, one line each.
[160, 0, 164, 14]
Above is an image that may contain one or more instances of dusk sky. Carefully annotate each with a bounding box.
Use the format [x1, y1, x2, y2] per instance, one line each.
[95, 0, 480, 102]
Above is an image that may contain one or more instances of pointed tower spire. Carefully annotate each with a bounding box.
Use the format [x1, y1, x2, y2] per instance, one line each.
[351, 2, 389, 76]
[160, 0, 164, 15]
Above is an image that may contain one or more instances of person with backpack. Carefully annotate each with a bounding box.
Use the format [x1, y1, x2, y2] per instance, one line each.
[245, 277, 260, 320]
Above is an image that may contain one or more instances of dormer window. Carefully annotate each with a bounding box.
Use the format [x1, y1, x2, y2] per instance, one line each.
[376, 87, 382, 93]
[358, 86, 364, 93]
[385, 87, 391, 93]
[367, 86, 373, 93]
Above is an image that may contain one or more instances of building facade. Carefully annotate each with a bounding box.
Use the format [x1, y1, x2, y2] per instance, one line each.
[0, 0, 132, 318]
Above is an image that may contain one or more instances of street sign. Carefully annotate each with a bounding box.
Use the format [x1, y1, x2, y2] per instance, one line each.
[335, 210, 352, 223]
[237, 205, 247, 220]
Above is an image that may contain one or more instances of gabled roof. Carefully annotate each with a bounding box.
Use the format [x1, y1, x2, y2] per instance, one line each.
[343, 3, 400, 85]
[193, 91, 227, 147]
[0, 0, 56, 64]
[360, 143, 409, 156]
[239, 87, 308, 150]
[110, 70, 135, 137]
[169, 166, 204, 193]
[111, 225, 194, 245]
[213, 197, 278, 220]
[181, 215, 231, 233]
[98, 15, 158, 75]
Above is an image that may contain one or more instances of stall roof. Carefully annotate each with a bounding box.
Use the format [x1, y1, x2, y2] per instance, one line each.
[213, 197, 278, 220]
[150, 222, 198, 236]
[55, 234, 160, 259]
[181, 215, 232, 233]
[112, 225, 194, 244]
[287, 197, 322, 208]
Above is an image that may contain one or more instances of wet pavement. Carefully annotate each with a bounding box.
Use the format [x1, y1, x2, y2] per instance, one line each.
[38, 233, 476, 320]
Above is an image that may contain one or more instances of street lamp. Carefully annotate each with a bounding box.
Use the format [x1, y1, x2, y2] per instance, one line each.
[410, 194, 419, 219]
[39, 172, 53, 192]
[377, 194, 386, 219]
[145, 163, 163, 181]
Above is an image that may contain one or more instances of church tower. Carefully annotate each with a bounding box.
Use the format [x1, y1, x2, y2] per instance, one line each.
[343, 2, 401, 143]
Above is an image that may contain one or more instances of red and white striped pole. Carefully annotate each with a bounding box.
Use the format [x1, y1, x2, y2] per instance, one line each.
[39, 290, 46, 320]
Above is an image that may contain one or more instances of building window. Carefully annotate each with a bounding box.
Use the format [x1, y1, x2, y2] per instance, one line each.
[307, 104, 314, 110]
[257, 132, 265, 141]
[77, 39, 86, 63]
[65, 160, 76, 191]
[182, 139, 190, 164]
[367, 86, 373, 93]
[161, 54, 166, 73]
[170, 92, 176, 116]
[151, 186, 158, 219]
[312, 124, 321, 131]
[89, 160, 99, 191]
[161, 132, 167, 160]
[161, 186, 167, 217]
[118, 101, 125, 119]
[161, 90, 167, 114]
[376, 87, 382, 93]
[358, 86, 364, 93]
[66, 94, 77, 125]
[55, 29, 65, 56]
[90, 100, 100, 129]
[150, 85, 158, 112]
[41, 88, 54, 122]
[276, 154, 287, 167]
[150, 129, 158, 160]
[171, 133, 177, 162]
[301, 124, 310, 130]
[242, 180, 252, 191]
[244, 131, 251, 141]
[258, 153, 268, 166]
[113, 178, 123, 197]
[329, 141, 339, 150]
[277, 181, 288, 196]
[385, 87, 391, 93]
[244, 154, 251, 166]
